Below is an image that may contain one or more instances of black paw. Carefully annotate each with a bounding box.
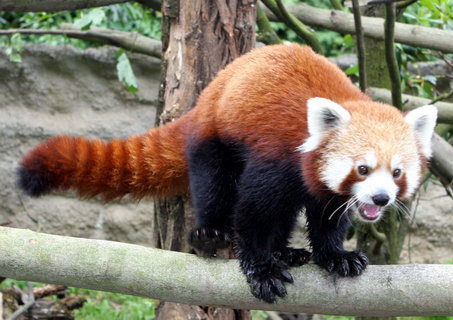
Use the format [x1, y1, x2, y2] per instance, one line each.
[244, 256, 294, 303]
[314, 250, 369, 277]
[277, 248, 312, 267]
[188, 227, 232, 253]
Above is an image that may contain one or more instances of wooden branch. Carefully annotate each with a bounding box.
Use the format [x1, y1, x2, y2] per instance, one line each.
[261, 0, 322, 53]
[0, 227, 452, 316]
[430, 133, 453, 186]
[351, 0, 367, 92]
[0, 0, 128, 12]
[366, 87, 453, 124]
[256, 4, 282, 45]
[384, 2, 402, 109]
[0, 24, 162, 58]
[264, 2, 453, 53]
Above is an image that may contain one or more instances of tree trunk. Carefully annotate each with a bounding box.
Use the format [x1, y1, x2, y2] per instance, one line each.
[153, 1, 256, 319]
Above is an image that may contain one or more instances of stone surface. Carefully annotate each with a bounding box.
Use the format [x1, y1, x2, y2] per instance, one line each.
[0, 44, 160, 245]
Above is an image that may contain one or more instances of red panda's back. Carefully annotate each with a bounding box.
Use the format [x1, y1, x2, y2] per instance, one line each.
[192, 44, 369, 158]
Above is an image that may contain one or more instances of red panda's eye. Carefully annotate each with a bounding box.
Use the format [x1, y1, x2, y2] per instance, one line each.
[358, 165, 369, 176]
[393, 169, 401, 178]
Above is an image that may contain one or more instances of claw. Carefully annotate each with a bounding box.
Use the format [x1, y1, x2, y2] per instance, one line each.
[280, 270, 294, 283]
[271, 278, 287, 298]
[315, 251, 369, 277]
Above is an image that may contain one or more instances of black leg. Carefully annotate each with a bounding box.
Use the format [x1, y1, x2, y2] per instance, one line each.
[305, 197, 369, 277]
[234, 158, 310, 303]
[187, 138, 244, 254]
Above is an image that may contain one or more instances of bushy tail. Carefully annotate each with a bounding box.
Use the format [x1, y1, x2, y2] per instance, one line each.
[18, 117, 190, 200]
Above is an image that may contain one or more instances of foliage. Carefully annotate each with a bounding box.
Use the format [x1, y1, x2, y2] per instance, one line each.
[4, 33, 24, 62]
[0, 279, 156, 320]
[0, 3, 161, 46]
[270, 0, 350, 56]
[402, 0, 453, 30]
[0, 3, 160, 92]
[116, 49, 139, 92]
[73, 288, 155, 320]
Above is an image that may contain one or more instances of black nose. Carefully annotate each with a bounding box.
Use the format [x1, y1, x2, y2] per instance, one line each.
[372, 193, 390, 206]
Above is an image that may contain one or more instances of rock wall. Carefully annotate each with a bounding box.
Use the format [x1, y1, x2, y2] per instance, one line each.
[0, 44, 160, 245]
[0, 44, 451, 262]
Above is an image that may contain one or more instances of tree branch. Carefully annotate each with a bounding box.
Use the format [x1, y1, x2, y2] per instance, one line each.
[256, 3, 282, 45]
[0, 0, 128, 12]
[0, 227, 452, 316]
[430, 133, 453, 188]
[0, 24, 162, 58]
[366, 87, 453, 124]
[351, 0, 367, 92]
[384, 2, 402, 109]
[264, 3, 453, 53]
[261, 0, 322, 53]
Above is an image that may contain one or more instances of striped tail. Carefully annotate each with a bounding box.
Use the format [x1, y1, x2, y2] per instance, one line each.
[17, 118, 190, 200]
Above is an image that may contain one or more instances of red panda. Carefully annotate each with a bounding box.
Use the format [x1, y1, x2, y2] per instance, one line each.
[18, 44, 437, 303]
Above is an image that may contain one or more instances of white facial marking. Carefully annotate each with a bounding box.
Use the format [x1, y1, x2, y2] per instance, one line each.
[405, 162, 421, 198]
[364, 151, 377, 169]
[321, 157, 354, 192]
[404, 105, 438, 158]
[298, 97, 351, 153]
[391, 154, 402, 170]
[352, 169, 398, 205]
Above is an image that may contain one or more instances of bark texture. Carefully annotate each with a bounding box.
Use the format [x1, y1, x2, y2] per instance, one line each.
[154, 1, 256, 319]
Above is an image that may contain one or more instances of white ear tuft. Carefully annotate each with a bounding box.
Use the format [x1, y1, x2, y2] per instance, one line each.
[298, 97, 351, 153]
[404, 105, 437, 158]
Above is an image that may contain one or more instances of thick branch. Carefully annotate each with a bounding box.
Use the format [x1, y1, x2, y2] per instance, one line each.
[0, 227, 452, 316]
[0, 25, 162, 58]
[430, 133, 453, 186]
[0, 0, 128, 12]
[265, 3, 453, 53]
[367, 87, 453, 124]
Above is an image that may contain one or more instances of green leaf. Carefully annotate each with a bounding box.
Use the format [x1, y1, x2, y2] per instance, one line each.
[116, 50, 138, 93]
[5, 33, 24, 63]
[423, 75, 437, 85]
[343, 34, 355, 49]
[11, 33, 25, 52]
[74, 8, 106, 30]
[421, 0, 436, 11]
[345, 64, 359, 76]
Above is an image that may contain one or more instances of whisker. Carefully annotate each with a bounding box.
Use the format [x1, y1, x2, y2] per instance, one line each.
[395, 199, 412, 217]
[328, 200, 350, 220]
[336, 196, 360, 227]
[393, 199, 413, 222]
[321, 196, 336, 220]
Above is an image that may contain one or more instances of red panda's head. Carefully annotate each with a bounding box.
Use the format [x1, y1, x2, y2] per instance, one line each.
[299, 97, 437, 223]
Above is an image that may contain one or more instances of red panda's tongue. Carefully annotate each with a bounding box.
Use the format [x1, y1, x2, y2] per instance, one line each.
[360, 204, 381, 220]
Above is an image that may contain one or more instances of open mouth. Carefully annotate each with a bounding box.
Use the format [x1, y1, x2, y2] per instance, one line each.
[356, 203, 382, 221]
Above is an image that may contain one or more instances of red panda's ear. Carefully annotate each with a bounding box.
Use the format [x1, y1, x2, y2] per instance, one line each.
[404, 105, 437, 158]
[298, 97, 351, 153]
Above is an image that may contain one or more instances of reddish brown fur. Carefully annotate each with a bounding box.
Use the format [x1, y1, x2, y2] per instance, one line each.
[20, 44, 426, 200]
[21, 115, 192, 199]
